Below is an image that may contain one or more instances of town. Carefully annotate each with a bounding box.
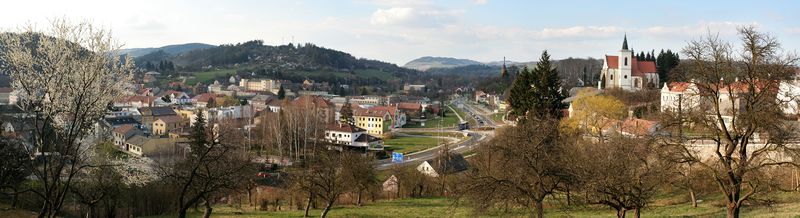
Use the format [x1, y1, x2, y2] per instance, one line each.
[1, 1, 800, 218]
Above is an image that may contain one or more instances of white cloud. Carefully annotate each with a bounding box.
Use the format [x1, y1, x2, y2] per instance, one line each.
[473, 0, 488, 5]
[370, 7, 463, 27]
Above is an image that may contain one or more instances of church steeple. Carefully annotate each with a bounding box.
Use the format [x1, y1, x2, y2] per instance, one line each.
[622, 34, 629, 50]
[500, 56, 508, 78]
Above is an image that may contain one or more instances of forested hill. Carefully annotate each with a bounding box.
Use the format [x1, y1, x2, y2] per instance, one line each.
[134, 40, 418, 76]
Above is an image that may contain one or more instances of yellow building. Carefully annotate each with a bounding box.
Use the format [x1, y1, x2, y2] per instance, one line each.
[152, 115, 184, 135]
[354, 109, 392, 137]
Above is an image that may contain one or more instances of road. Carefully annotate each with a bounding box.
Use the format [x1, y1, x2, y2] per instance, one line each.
[376, 97, 497, 170]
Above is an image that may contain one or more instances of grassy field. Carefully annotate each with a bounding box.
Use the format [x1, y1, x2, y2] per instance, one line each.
[185, 69, 238, 85]
[450, 105, 477, 126]
[402, 131, 467, 138]
[9, 194, 800, 218]
[403, 106, 463, 129]
[383, 136, 440, 154]
[136, 194, 800, 218]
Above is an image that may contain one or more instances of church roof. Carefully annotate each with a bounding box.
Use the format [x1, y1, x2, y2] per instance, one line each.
[605, 56, 657, 76]
[622, 34, 629, 50]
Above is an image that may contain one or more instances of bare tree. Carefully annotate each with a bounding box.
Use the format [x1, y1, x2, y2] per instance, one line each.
[165, 113, 254, 218]
[459, 116, 569, 218]
[0, 19, 133, 217]
[659, 26, 800, 218]
[575, 135, 672, 218]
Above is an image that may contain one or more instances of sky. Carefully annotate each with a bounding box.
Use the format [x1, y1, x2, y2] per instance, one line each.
[1, 0, 799, 65]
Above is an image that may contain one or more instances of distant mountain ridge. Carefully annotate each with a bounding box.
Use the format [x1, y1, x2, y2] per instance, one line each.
[119, 43, 215, 57]
[403, 56, 483, 71]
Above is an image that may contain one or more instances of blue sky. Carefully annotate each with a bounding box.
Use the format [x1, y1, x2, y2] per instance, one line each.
[1, 0, 798, 65]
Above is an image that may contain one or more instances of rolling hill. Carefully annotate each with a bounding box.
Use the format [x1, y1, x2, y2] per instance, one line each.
[403, 56, 483, 71]
[120, 43, 214, 57]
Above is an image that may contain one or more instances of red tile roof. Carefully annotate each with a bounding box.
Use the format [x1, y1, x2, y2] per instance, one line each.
[192, 93, 219, 103]
[326, 123, 364, 133]
[369, 106, 398, 117]
[354, 108, 389, 118]
[620, 118, 658, 136]
[666, 82, 692, 92]
[605, 56, 657, 77]
[113, 124, 137, 134]
[396, 102, 422, 111]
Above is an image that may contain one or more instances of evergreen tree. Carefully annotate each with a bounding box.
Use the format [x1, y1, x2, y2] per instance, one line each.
[507, 50, 567, 120]
[191, 111, 208, 150]
[656, 49, 680, 82]
[360, 87, 369, 95]
[277, 86, 286, 100]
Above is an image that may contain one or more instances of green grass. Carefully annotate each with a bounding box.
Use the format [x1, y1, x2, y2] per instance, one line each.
[137, 194, 800, 218]
[403, 107, 463, 129]
[490, 113, 505, 123]
[185, 69, 238, 85]
[383, 136, 441, 154]
[402, 131, 467, 138]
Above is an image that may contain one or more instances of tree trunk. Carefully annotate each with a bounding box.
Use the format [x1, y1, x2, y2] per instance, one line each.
[633, 208, 640, 218]
[726, 202, 740, 218]
[203, 198, 213, 218]
[533, 200, 544, 218]
[357, 190, 363, 207]
[616, 208, 626, 218]
[178, 207, 188, 218]
[689, 189, 697, 207]
[304, 195, 313, 217]
[566, 188, 571, 206]
[320, 200, 334, 218]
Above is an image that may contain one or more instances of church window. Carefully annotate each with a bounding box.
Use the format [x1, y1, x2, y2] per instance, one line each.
[624, 57, 628, 66]
[610, 75, 613, 80]
[624, 75, 628, 79]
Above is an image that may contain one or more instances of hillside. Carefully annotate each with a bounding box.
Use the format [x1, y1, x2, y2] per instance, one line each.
[120, 43, 214, 57]
[403, 56, 483, 71]
[135, 40, 418, 85]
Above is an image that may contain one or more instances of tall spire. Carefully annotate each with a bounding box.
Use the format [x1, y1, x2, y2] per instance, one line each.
[622, 33, 629, 50]
[500, 56, 508, 78]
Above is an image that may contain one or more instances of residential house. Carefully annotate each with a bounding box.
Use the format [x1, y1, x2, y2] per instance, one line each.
[0, 87, 18, 105]
[619, 118, 659, 137]
[324, 123, 383, 151]
[152, 115, 185, 135]
[660, 82, 702, 113]
[114, 95, 156, 108]
[157, 90, 192, 105]
[370, 105, 407, 128]
[354, 108, 392, 137]
[416, 153, 469, 178]
[291, 95, 335, 123]
[112, 124, 142, 148]
[124, 135, 186, 157]
[239, 78, 281, 93]
[192, 93, 220, 108]
[139, 106, 178, 133]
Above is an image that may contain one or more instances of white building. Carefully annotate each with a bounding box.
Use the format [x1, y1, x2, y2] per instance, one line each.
[239, 79, 281, 93]
[324, 123, 383, 150]
[599, 35, 659, 91]
[660, 82, 701, 113]
[779, 80, 800, 116]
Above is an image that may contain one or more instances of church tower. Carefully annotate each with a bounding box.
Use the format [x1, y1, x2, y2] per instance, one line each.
[618, 34, 633, 90]
[500, 57, 508, 78]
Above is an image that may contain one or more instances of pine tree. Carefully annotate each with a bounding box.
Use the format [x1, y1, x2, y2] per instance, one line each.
[277, 86, 286, 99]
[507, 50, 567, 120]
[191, 111, 208, 151]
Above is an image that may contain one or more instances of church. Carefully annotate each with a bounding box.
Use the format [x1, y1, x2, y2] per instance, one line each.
[598, 35, 659, 91]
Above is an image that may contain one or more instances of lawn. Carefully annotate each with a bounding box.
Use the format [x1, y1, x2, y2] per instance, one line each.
[450, 105, 477, 126]
[137, 194, 800, 218]
[383, 136, 441, 154]
[185, 69, 238, 85]
[402, 131, 467, 138]
[403, 107, 463, 129]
